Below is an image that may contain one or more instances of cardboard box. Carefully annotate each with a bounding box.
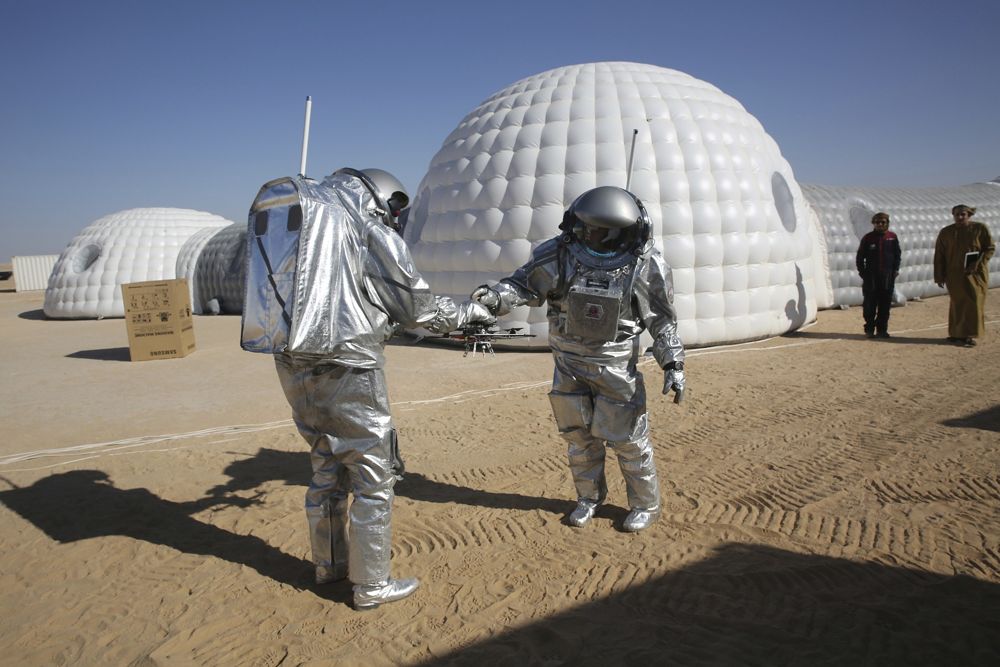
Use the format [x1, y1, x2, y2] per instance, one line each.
[122, 279, 196, 361]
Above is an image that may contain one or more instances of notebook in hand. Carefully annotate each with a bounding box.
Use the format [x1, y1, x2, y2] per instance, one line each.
[964, 251, 981, 271]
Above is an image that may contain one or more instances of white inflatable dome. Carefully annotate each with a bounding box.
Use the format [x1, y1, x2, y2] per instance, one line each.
[802, 181, 1000, 306]
[404, 61, 831, 348]
[176, 224, 226, 312]
[189, 223, 247, 314]
[44, 208, 234, 319]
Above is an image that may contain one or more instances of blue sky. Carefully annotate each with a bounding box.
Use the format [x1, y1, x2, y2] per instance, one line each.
[1, 0, 997, 259]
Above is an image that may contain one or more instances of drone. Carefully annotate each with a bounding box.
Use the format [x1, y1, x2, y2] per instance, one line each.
[444, 322, 536, 357]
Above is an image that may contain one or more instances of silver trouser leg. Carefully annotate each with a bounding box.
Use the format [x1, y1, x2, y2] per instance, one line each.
[606, 413, 660, 510]
[329, 497, 349, 571]
[305, 495, 349, 580]
[304, 503, 331, 570]
[338, 367, 395, 585]
[303, 426, 351, 580]
[345, 438, 395, 585]
[275, 357, 396, 586]
[549, 357, 607, 503]
[564, 428, 608, 503]
[389, 428, 405, 480]
[592, 370, 660, 510]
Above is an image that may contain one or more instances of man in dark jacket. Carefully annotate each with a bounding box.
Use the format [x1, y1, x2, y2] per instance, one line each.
[856, 212, 902, 338]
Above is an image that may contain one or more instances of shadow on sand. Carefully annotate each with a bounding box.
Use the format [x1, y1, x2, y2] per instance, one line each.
[413, 542, 1000, 666]
[942, 404, 1000, 433]
[0, 469, 351, 605]
[0, 448, 572, 609]
[208, 448, 574, 516]
[17, 308, 47, 320]
[67, 347, 132, 362]
[783, 330, 946, 345]
[2, 446, 999, 664]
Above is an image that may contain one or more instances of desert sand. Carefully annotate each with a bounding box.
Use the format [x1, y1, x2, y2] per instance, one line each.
[0, 283, 998, 666]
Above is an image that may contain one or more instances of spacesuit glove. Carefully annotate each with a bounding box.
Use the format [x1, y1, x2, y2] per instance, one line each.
[470, 285, 501, 315]
[456, 300, 495, 328]
[663, 368, 686, 404]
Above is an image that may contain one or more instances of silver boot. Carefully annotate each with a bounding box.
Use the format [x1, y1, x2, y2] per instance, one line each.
[568, 499, 600, 527]
[353, 577, 420, 610]
[623, 507, 660, 532]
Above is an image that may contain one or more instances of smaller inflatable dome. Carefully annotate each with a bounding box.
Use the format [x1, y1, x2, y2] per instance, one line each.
[189, 223, 247, 314]
[44, 208, 235, 319]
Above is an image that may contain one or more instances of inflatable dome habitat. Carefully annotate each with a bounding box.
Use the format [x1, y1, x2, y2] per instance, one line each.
[404, 61, 832, 348]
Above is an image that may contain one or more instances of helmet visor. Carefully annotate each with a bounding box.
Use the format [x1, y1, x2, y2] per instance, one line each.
[387, 191, 409, 218]
[574, 222, 636, 255]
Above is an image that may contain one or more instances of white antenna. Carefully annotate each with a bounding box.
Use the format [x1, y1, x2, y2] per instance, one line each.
[298, 96, 313, 177]
[625, 128, 638, 191]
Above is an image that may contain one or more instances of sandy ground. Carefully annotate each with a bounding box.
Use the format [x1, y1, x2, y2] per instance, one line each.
[0, 282, 998, 666]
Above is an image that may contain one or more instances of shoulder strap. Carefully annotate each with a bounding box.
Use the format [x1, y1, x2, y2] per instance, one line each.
[254, 235, 292, 328]
[550, 239, 571, 301]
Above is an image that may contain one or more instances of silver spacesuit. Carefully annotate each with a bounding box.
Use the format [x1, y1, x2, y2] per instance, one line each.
[472, 186, 685, 531]
[242, 168, 492, 609]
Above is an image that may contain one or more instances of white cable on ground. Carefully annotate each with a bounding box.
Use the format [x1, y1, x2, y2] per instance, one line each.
[4, 317, 995, 470]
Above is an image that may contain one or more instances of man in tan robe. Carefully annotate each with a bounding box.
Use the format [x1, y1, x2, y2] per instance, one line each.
[934, 205, 995, 346]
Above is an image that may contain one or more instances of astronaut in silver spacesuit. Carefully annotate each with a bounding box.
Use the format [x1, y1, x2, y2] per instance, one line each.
[472, 186, 685, 532]
[269, 168, 494, 609]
